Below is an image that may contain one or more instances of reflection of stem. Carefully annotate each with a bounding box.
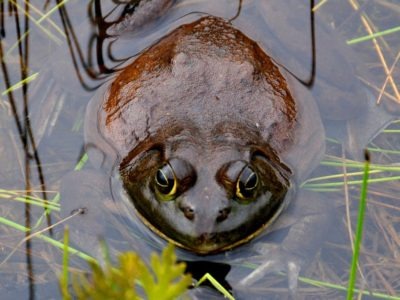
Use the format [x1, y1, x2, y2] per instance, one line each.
[377, 50, 400, 105]
[229, 0, 242, 21]
[2, 3, 56, 295]
[13, 1, 36, 295]
[0, 1, 4, 37]
[11, 0, 52, 235]
[56, 0, 107, 92]
[348, 0, 400, 103]
[359, 77, 399, 103]
[368, 208, 398, 295]
[0, 42, 25, 138]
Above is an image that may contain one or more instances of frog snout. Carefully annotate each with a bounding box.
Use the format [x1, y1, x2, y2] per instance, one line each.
[178, 202, 231, 223]
[216, 207, 231, 222]
[179, 204, 195, 220]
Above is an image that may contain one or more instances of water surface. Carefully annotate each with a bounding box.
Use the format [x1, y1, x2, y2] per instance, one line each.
[0, 0, 400, 299]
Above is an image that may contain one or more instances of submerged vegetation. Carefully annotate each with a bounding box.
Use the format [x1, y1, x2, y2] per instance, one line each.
[0, 0, 400, 299]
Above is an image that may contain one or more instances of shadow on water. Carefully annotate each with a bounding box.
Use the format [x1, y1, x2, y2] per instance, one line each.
[0, 0, 400, 299]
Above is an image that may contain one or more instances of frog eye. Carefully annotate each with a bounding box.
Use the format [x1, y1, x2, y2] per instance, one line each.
[155, 163, 177, 200]
[236, 165, 259, 202]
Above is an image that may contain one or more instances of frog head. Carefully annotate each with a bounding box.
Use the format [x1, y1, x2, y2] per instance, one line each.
[120, 122, 291, 254]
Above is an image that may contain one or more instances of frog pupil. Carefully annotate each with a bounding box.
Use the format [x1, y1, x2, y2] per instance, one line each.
[237, 166, 258, 200]
[156, 169, 169, 187]
[155, 164, 176, 195]
[245, 172, 257, 190]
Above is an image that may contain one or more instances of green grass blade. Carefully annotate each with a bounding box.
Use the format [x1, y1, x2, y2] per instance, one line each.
[37, 0, 70, 22]
[0, 189, 60, 211]
[347, 26, 400, 45]
[8, 0, 63, 44]
[0, 216, 29, 232]
[312, 0, 329, 11]
[383, 129, 400, 133]
[299, 276, 400, 300]
[4, 0, 70, 57]
[346, 151, 370, 300]
[12, 196, 59, 210]
[303, 187, 343, 192]
[74, 153, 88, 171]
[302, 174, 400, 188]
[1, 72, 39, 96]
[33, 193, 61, 229]
[0, 215, 95, 263]
[63, 226, 70, 283]
[14, 0, 65, 37]
[320, 160, 400, 172]
[300, 169, 382, 186]
[60, 226, 72, 300]
[367, 147, 400, 155]
[196, 273, 235, 300]
[238, 263, 400, 299]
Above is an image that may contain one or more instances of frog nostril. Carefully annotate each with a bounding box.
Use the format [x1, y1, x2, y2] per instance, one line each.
[216, 207, 231, 223]
[180, 206, 195, 221]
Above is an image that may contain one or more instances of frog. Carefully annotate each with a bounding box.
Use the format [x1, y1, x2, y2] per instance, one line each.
[55, 0, 398, 296]
[76, 16, 331, 291]
[88, 15, 325, 254]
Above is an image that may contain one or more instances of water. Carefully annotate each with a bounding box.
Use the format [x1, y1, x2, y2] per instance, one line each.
[0, 0, 400, 299]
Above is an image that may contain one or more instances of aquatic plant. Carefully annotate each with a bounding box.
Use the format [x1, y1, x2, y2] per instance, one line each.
[60, 241, 192, 300]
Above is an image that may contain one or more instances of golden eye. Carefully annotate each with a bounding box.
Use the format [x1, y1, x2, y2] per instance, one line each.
[236, 165, 259, 202]
[155, 163, 177, 200]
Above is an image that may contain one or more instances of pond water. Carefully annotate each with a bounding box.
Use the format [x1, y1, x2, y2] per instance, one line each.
[0, 0, 400, 299]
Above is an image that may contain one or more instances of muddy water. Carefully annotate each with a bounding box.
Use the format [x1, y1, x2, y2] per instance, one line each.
[0, 0, 399, 299]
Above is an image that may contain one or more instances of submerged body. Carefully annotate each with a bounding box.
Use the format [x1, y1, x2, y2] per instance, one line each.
[91, 16, 325, 254]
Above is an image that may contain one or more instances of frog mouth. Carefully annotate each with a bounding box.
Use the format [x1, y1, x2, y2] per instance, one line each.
[133, 195, 288, 256]
[197, 232, 218, 246]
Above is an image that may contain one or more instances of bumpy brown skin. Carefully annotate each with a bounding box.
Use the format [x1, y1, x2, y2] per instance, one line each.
[98, 16, 324, 254]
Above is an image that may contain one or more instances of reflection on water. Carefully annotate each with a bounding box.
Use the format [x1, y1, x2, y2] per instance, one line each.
[0, 0, 399, 299]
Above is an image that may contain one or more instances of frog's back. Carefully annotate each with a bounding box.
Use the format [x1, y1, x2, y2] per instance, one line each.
[90, 17, 324, 185]
[102, 16, 301, 160]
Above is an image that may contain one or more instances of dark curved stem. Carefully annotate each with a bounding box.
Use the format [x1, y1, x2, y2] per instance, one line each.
[229, 0, 243, 22]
